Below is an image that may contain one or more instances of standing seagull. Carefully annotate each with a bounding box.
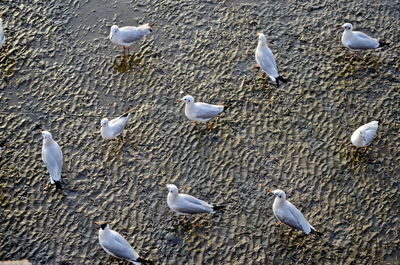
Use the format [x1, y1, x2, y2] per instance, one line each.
[351, 121, 379, 150]
[255, 33, 287, 87]
[166, 184, 224, 217]
[41, 131, 63, 190]
[340, 23, 388, 55]
[0, 18, 5, 48]
[178, 95, 225, 130]
[100, 110, 132, 140]
[270, 189, 322, 236]
[94, 221, 151, 264]
[109, 23, 156, 55]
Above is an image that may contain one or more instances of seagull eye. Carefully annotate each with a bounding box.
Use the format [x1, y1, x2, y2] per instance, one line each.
[279, 195, 281, 198]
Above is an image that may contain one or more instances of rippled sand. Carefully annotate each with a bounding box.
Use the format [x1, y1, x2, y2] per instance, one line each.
[0, 0, 399, 264]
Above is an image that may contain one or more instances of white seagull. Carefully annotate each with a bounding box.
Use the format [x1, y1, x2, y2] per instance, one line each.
[255, 33, 287, 87]
[95, 221, 151, 264]
[270, 189, 322, 236]
[166, 184, 224, 216]
[0, 18, 5, 48]
[100, 110, 131, 140]
[109, 23, 156, 54]
[41, 131, 63, 189]
[351, 121, 379, 149]
[340, 23, 388, 53]
[178, 95, 225, 130]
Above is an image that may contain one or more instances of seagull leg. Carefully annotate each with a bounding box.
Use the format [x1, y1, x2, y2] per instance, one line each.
[179, 215, 188, 222]
[275, 221, 282, 226]
[207, 121, 213, 131]
[364, 146, 369, 152]
[349, 50, 358, 59]
[253, 64, 260, 70]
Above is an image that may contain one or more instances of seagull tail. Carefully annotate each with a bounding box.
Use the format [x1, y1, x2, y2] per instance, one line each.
[213, 205, 225, 212]
[54, 180, 62, 190]
[379, 41, 389, 48]
[134, 257, 153, 264]
[276, 76, 288, 88]
[311, 228, 323, 238]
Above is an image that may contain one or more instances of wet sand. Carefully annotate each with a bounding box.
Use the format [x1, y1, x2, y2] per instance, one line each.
[0, 0, 399, 264]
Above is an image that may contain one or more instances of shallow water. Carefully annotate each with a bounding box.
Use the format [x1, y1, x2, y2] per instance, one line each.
[0, 0, 399, 264]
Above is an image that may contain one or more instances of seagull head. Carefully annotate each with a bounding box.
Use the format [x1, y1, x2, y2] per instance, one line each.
[93, 221, 108, 230]
[100, 118, 109, 127]
[40, 130, 53, 140]
[341, 23, 353, 31]
[269, 189, 287, 200]
[166, 184, 179, 194]
[257, 33, 267, 42]
[177, 95, 195, 104]
[110, 25, 119, 40]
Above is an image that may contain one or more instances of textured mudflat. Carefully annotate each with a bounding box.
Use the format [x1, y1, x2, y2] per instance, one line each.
[0, 0, 399, 264]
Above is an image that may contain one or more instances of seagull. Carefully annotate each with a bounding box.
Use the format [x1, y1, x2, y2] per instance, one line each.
[255, 33, 287, 87]
[100, 109, 132, 140]
[94, 221, 151, 264]
[177, 95, 225, 130]
[0, 18, 5, 48]
[109, 23, 156, 55]
[351, 121, 379, 149]
[41, 131, 63, 190]
[340, 23, 388, 55]
[270, 189, 322, 236]
[166, 184, 224, 217]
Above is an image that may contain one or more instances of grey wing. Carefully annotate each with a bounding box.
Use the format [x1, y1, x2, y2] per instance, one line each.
[348, 32, 379, 49]
[119, 27, 144, 43]
[56, 143, 63, 168]
[256, 48, 278, 77]
[174, 196, 212, 214]
[42, 144, 62, 180]
[286, 202, 312, 233]
[102, 233, 137, 261]
[354, 31, 375, 40]
[109, 116, 129, 135]
[275, 208, 304, 231]
[194, 103, 224, 119]
[180, 194, 213, 208]
[363, 127, 377, 145]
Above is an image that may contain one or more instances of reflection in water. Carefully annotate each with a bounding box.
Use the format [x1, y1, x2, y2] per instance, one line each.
[113, 53, 144, 73]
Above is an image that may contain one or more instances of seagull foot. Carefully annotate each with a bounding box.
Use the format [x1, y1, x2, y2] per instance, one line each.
[275, 221, 282, 226]
[253, 64, 260, 70]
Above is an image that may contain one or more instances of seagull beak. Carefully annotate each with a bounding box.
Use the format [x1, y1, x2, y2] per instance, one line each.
[334, 26, 343, 32]
[267, 189, 273, 193]
[39, 130, 43, 134]
[176, 99, 183, 103]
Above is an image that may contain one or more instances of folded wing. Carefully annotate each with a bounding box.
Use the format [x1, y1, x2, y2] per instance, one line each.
[194, 103, 224, 119]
